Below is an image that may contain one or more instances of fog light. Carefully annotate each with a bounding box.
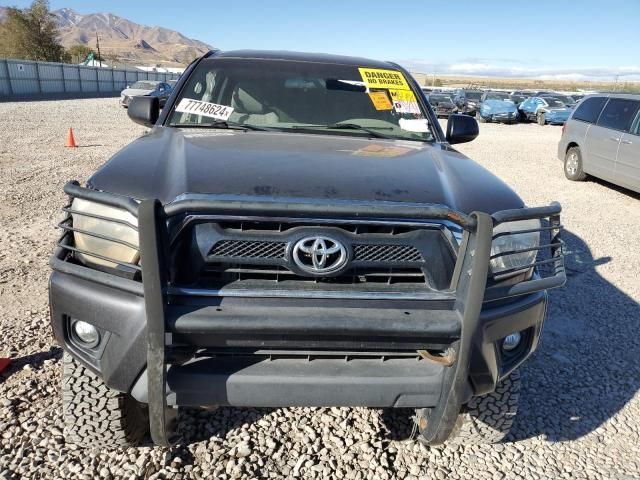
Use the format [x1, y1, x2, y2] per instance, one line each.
[73, 320, 100, 348]
[502, 332, 522, 352]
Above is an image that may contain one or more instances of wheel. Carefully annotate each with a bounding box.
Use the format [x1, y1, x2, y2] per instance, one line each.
[564, 146, 587, 181]
[416, 369, 521, 446]
[476, 112, 486, 123]
[537, 112, 546, 126]
[62, 353, 149, 448]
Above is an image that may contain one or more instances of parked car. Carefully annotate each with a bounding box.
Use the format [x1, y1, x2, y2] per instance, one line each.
[454, 89, 484, 115]
[50, 49, 565, 450]
[558, 93, 640, 193]
[120, 81, 172, 108]
[477, 91, 518, 123]
[519, 96, 572, 125]
[427, 93, 458, 117]
[551, 94, 578, 108]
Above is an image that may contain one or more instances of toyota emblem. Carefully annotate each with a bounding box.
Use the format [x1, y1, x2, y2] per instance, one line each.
[292, 236, 348, 275]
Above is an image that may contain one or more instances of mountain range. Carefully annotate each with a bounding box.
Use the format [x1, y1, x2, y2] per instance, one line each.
[0, 6, 213, 66]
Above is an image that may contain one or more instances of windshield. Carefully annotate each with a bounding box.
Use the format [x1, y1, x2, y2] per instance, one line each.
[553, 95, 576, 105]
[429, 95, 453, 103]
[466, 91, 483, 100]
[130, 81, 158, 90]
[542, 97, 567, 107]
[484, 92, 510, 101]
[167, 58, 433, 142]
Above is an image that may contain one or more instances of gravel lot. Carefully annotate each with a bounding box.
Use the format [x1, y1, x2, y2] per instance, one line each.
[0, 98, 639, 480]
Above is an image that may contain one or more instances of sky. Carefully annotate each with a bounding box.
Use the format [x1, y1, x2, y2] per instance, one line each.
[3, 0, 640, 81]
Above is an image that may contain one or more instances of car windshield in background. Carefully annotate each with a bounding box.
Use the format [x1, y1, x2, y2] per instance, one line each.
[167, 58, 433, 142]
[485, 93, 510, 101]
[466, 92, 483, 100]
[430, 95, 453, 102]
[542, 97, 566, 107]
[553, 95, 576, 105]
[130, 81, 158, 90]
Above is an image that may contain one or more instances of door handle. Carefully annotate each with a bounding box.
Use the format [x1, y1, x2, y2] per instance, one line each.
[621, 139, 633, 145]
[608, 137, 620, 142]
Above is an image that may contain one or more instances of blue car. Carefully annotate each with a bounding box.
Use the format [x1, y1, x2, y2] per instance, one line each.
[477, 92, 519, 123]
[519, 96, 572, 125]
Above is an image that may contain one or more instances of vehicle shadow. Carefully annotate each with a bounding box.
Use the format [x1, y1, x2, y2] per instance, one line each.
[380, 228, 640, 444]
[509, 228, 639, 442]
[590, 177, 640, 200]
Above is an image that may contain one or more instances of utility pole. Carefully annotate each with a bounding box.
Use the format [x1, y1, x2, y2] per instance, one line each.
[96, 33, 102, 67]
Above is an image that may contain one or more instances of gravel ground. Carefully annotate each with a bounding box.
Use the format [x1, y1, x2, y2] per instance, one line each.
[0, 98, 639, 480]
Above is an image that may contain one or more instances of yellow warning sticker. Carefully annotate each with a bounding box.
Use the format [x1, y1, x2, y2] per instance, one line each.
[359, 68, 411, 90]
[389, 89, 421, 114]
[368, 91, 393, 110]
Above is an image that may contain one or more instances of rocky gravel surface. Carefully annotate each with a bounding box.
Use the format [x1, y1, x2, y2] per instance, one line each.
[0, 98, 639, 479]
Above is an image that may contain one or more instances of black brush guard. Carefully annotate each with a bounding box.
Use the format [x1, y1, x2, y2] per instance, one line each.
[56, 182, 565, 446]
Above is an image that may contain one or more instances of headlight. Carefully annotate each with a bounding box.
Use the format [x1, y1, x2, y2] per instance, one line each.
[71, 198, 139, 269]
[490, 219, 540, 278]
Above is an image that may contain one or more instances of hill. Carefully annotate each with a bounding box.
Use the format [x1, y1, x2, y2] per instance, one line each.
[0, 6, 213, 66]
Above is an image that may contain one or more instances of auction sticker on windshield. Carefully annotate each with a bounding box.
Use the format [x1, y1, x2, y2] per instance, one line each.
[390, 89, 421, 114]
[175, 98, 234, 121]
[358, 68, 410, 90]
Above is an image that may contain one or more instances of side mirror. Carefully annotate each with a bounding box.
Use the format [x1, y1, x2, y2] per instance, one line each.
[446, 113, 479, 145]
[128, 96, 160, 128]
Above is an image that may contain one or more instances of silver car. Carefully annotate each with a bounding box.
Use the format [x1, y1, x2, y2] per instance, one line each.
[120, 81, 172, 108]
[558, 93, 640, 193]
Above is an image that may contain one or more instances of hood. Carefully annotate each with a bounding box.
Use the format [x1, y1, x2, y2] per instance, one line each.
[88, 128, 523, 215]
[481, 99, 517, 113]
[121, 88, 153, 97]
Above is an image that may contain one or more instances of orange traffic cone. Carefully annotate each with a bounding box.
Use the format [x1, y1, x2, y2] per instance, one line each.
[65, 127, 77, 148]
[0, 358, 10, 374]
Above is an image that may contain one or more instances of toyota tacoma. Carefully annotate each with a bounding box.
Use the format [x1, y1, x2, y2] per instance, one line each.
[50, 50, 565, 448]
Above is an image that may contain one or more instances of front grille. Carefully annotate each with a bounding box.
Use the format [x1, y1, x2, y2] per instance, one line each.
[353, 244, 423, 262]
[210, 240, 286, 259]
[173, 218, 458, 294]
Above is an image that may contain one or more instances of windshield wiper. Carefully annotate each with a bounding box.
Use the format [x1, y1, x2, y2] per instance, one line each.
[291, 122, 395, 139]
[172, 120, 270, 131]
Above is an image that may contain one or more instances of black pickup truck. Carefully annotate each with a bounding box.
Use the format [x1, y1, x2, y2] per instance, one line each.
[50, 50, 565, 449]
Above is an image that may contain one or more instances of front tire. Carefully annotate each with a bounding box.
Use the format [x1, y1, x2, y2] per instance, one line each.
[416, 369, 521, 445]
[537, 113, 546, 126]
[564, 146, 587, 181]
[477, 112, 486, 123]
[62, 353, 149, 448]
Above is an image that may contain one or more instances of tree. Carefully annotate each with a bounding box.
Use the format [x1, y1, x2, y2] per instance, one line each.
[66, 44, 93, 64]
[0, 0, 65, 61]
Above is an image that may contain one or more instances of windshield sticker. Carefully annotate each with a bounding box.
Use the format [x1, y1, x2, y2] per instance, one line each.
[368, 91, 393, 110]
[390, 90, 421, 114]
[175, 98, 234, 121]
[352, 144, 412, 158]
[399, 118, 429, 133]
[358, 68, 410, 91]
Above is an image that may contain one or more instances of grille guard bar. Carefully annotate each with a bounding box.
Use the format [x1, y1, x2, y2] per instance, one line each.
[53, 181, 565, 446]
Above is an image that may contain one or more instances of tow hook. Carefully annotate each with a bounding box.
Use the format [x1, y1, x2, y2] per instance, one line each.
[417, 348, 456, 367]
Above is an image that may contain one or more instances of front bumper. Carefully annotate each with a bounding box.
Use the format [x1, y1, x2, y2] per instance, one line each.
[50, 182, 565, 446]
[483, 111, 518, 123]
[50, 267, 548, 407]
